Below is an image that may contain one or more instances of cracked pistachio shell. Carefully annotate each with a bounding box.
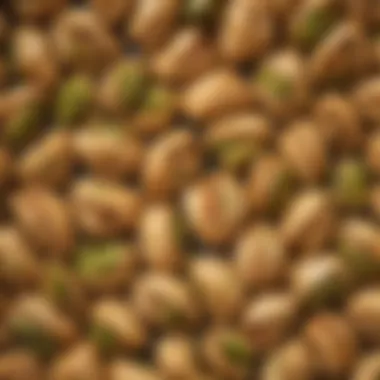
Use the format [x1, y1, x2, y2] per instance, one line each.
[53, 10, 120, 72]
[291, 255, 351, 309]
[235, 224, 287, 289]
[332, 159, 369, 208]
[108, 360, 162, 380]
[0, 227, 39, 289]
[90, 300, 147, 354]
[75, 243, 136, 293]
[56, 75, 93, 126]
[155, 335, 199, 379]
[73, 127, 143, 180]
[132, 273, 199, 328]
[303, 313, 357, 377]
[182, 69, 253, 120]
[0, 351, 42, 380]
[279, 120, 327, 183]
[129, 0, 181, 50]
[202, 328, 252, 379]
[247, 154, 295, 214]
[152, 28, 217, 84]
[49, 342, 104, 380]
[183, 173, 246, 245]
[143, 130, 200, 198]
[241, 293, 298, 352]
[280, 190, 335, 250]
[347, 288, 380, 344]
[10, 187, 74, 257]
[17, 131, 73, 188]
[70, 179, 141, 237]
[139, 204, 184, 272]
[206, 113, 272, 172]
[339, 219, 380, 281]
[190, 256, 243, 321]
[7, 295, 77, 356]
[219, 0, 273, 62]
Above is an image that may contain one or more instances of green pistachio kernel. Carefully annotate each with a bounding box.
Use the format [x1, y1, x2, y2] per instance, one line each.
[220, 334, 251, 366]
[75, 243, 125, 281]
[257, 68, 293, 100]
[333, 160, 368, 208]
[90, 323, 118, 355]
[56, 75, 93, 125]
[293, 7, 337, 49]
[184, 0, 224, 27]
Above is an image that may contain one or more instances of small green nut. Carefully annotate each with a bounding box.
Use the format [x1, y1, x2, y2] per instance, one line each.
[10, 319, 56, 357]
[184, 0, 224, 27]
[333, 159, 368, 208]
[220, 334, 252, 366]
[56, 75, 93, 125]
[256, 68, 293, 100]
[4, 101, 44, 149]
[292, 6, 337, 50]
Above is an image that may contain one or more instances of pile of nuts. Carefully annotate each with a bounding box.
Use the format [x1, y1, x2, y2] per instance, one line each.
[1, 0, 380, 379]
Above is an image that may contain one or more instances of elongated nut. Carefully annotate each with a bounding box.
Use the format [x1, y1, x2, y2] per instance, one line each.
[91, 0, 134, 27]
[0, 227, 39, 289]
[133, 84, 176, 135]
[332, 159, 369, 209]
[219, 0, 273, 62]
[247, 154, 295, 214]
[17, 131, 73, 188]
[12, 0, 67, 21]
[109, 360, 162, 380]
[339, 219, 380, 281]
[255, 49, 307, 119]
[13, 27, 59, 91]
[354, 77, 380, 124]
[289, 0, 338, 50]
[155, 335, 199, 379]
[347, 288, 380, 344]
[42, 263, 86, 317]
[132, 273, 199, 328]
[139, 203, 184, 272]
[0, 351, 42, 380]
[90, 300, 147, 354]
[73, 128, 143, 180]
[279, 120, 327, 183]
[55, 75, 93, 126]
[291, 255, 351, 309]
[366, 130, 380, 175]
[10, 187, 73, 256]
[53, 10, 120, 72]
[309, 22, 371, 84]
[261, 340, 314, 380]
[190, 256, 243, 321]
[98, 60, 149, 115]
[129, 0, 181, 50]
[303, 313, 357, 377]
[281, 190, 335, 250]
[313, 92, 362, 151]
[75, 242, 136, 293]
[241, 293, 298, 352]
[49, 343, 104, 380]
[235, 224, 287, 290]
[143, 130, 200, 198]
[205, 113, 272, 172]
[352, 352, 380, 380]
[202, 328, 252, 379]
[7, 295, 77, 356]
[183, 173, 246, 245]
[70, 179, 141, 237]
[152, 28, 217, 84]
[182, 69, 253, 120]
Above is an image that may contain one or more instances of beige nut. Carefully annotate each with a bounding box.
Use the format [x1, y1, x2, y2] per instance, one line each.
[183, 172, 246, 245]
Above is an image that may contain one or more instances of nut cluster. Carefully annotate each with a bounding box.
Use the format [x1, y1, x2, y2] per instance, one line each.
[0, 0, 380, 379]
